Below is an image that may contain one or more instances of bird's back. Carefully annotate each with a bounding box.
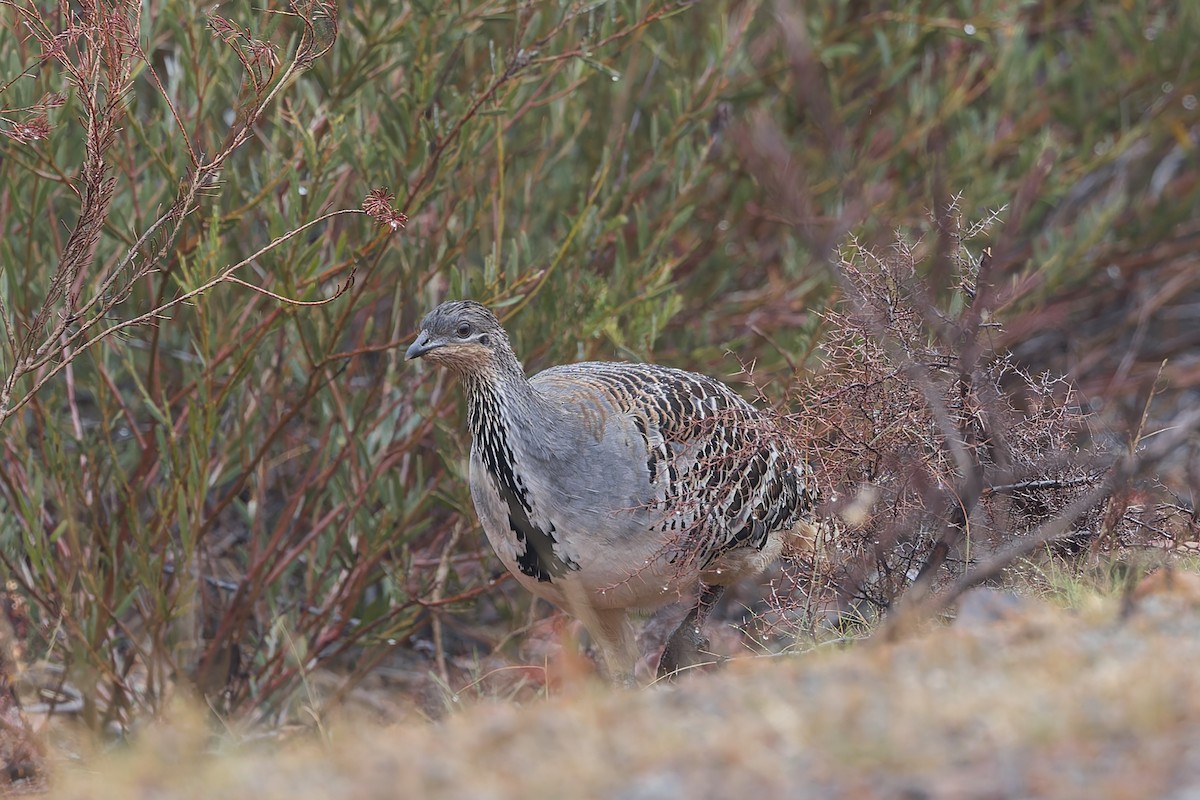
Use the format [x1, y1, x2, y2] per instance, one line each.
[525, 361, 814, 574]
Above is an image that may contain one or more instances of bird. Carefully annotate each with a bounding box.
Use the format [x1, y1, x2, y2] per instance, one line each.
[406, 300, 816, 682]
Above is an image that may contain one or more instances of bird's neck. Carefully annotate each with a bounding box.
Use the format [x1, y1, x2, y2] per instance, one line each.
[461, 352, 539, 444]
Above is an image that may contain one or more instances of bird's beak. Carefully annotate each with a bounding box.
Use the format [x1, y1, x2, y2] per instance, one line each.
[406, 331, 436, 360]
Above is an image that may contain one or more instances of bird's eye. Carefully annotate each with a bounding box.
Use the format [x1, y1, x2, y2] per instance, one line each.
[456, 322, 471, 338]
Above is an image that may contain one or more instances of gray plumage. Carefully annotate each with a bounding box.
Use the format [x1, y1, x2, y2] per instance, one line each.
[407, 300, 816, 681]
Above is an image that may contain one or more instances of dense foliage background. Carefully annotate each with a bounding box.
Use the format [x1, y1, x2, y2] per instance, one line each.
[1, 0, 1197, 730]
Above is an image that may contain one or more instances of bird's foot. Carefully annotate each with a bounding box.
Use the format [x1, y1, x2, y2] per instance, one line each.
[657, 619, 719, 680]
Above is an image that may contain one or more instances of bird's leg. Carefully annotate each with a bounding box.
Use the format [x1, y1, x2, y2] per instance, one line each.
[658, 582, 725, 679]
[561, 581, 639, 685]
[584, 607, 639, 686]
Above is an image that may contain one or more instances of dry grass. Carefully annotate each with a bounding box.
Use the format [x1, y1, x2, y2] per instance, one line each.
[19, 565, 1200, 799]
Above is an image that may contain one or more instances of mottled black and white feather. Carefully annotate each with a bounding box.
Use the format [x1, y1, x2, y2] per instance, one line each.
[534, 361, 812, 573]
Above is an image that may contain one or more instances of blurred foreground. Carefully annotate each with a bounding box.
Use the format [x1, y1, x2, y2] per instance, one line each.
[21, 565, 1200, 799]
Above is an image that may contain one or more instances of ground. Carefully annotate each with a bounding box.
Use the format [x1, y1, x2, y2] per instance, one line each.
[10, 564, 1200, 799]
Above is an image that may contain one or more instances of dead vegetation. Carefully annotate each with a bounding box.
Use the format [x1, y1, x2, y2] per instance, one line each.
[780, 213, 1176, 624]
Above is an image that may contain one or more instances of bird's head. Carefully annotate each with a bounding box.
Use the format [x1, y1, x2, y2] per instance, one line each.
[406, 300, 512, 375]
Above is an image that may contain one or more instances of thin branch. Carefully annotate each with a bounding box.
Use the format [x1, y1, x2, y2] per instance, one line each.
[224, 272, 355, 306]
[0, 209, 365, 423]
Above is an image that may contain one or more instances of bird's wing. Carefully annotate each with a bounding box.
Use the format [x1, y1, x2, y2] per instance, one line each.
[532, 362, 815, 568]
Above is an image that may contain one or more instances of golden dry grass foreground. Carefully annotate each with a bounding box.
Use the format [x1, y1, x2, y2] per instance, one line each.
[34, 568, 1200, 800]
